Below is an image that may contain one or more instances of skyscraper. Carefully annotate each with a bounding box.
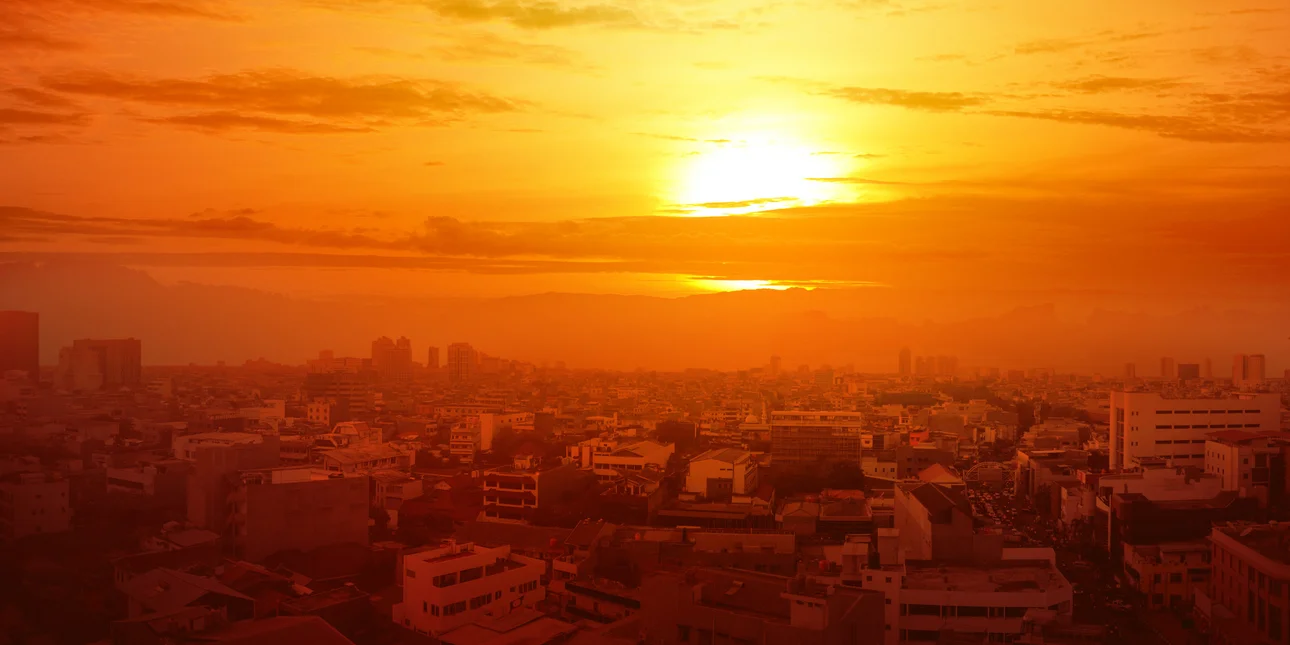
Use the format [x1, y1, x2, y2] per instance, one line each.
[447, 342, 477, 382]
[0, 311, 40, 381]
[1160, 357, 1176, 379]
[1177, 363, 1200, 380]
[898, 347, 911, 376]
[371, 336, 413, 382]
[427, 346, 440, 370]
[1204, 358, 1213, 379]
[55, 338, 141, 390]
[1233, 354, 1267, 388]
[769, 355, 782, 376]
[1124, 363, 1136, 379]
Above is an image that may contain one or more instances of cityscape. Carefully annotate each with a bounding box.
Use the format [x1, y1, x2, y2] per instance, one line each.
[1, 310, 1289, 645]
[4, 1, 1290, 644]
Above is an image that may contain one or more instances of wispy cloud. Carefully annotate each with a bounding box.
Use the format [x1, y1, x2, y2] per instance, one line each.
[823, 86, 987, 111]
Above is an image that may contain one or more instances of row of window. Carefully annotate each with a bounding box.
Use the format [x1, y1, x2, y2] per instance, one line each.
[1156, 423, 1261, 430]
[1154, 439, 1208, 445]
[1154, 409, 1263, 415]
[900, 604, 1038, 618]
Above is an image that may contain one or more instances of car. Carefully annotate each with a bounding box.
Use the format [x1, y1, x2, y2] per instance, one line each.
[1109, 600, 1132, 611]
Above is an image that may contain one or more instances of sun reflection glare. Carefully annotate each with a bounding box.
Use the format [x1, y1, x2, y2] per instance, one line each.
[689, 278, 794, 292]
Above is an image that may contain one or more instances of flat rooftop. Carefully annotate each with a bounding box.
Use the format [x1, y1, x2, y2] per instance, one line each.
[904, 560, 1068, 593]
[1216, 523, 1290, 567]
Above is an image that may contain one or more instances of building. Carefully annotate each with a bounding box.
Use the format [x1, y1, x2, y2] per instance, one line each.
[1234, 353, 1268, 388]
[640, 568, 885, 645]
[898, 347, 912, 376]
[1161, 357, 1176, 380]
[184, 433, 282, 533]
[55, 338, 142, 390]
[1121, 540, 1210, 609]
[0, 471, 71, 541]
[306, 400, 332, 426]
[0, 311, 39, 381]
[1108, 391, 1281, 470]
[448, 343, 478, 383]
[859, 559, 1074, 645]
[590, 440, 674, 474]
[303, 372, 372, 422]
[894, 482, 998, 563]
[1205, 430, 1288, 507]
[107, 457, 193, 510]
[1178, 363, 1201, 381]
[371, 336, 413, 382]
[428, 346, 440, 370]
[480, 458, 584, 524]
[686, 448, 758, 498]
[1124, 363, 1136, 379]
[318, 444, 415, 475]
[229, 467, 369, 562]
[395, 541, 547, 637]
[770, 411, 865, 465]
[1208, 522, 1290, 644]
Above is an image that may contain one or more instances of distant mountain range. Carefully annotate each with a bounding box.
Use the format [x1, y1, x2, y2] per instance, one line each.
[1, 261, 1285, 373]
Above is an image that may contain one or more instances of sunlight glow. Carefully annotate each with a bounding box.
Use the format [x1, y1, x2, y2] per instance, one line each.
[689, 278, 795, 292]
[670, 133, 850, 216]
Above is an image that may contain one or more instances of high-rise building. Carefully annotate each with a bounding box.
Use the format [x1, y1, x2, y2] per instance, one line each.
[1109, 391, 1280, 470]
[1233, 353, 1267, 388]
[1204, 358, 1213, 379]
[1124, 363, 1137, 379]
[770, 410, 864, 465]
[1160, 357, 1176, 379]
[427, 346, 440, 370]
[447, 342, 477, 383]
[371, 336, 413, 382]
[303, 372, 372, 421]
[898, 347, 911, 376]
[1178, 363, 1201, 380]
[769, 355, 782, 376]
[0, 311, 39, 381]
[55, 338, 141, 390]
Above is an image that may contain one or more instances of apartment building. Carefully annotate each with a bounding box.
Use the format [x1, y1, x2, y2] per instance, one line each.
[1109, 392, 1280, 470]
[1205, 430, 1289, 506]
[770, 411, 865, 465]
[1208, 522, 1290, 644]
[318, 444, 414, 475]
[1122, 540, 1211, 609]
[480, 457, 583, 524]
[395, 542, 546, 636]
[0, 471, 71, 541]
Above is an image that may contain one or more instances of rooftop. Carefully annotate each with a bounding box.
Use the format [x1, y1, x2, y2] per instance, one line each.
[692, 447, 748, 464]
[904, 560, 1068, 593]
[1215, 522, 1290, 567]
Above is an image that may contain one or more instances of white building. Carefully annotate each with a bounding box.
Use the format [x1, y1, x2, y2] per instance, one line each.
[1108, 391, 1280, 470]
[685, 448, 757, 497]
[306, 400, 331, 426]
[859, 559, 1073, 645]
[589, 440, 673, 473]
[172, 432, 267, 460]
[0, 471, 72, 541]
[395, 542, 546, 637]
[319, 444, 415, 475]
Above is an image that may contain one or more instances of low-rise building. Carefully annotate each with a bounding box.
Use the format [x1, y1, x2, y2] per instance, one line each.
[481, 457, 584, 524]
[395, 541, 547, 637]
[1206, 522, 1290, 645]
[318, 444, 414, 475]
[1121, 540, 1210, 609]
[685, 448, 757, 498]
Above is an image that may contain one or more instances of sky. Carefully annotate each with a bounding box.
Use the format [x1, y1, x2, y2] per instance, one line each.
[2, 0, 1290, 308]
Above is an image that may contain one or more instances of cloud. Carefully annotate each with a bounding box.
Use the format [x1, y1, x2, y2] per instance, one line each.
[807, 177, 911, 185]
[426, 31, 586, 67]
[37, 69, 520, 134]
[984, 108, 1290, 143]
[1014, 29, 1166, 55]
[322, 0, 643, 29]
[19, 0, 241, 21]
[0, 108, 88, 126]
[146, 112, 374, 133]
[822, 86, 986, 111]
[424, 160, 446, 166]
[1054, 75, 1185, 94]
[687, 197, 799, 209]
[5, 87, 81, 109]
[0, 0, 239, 51]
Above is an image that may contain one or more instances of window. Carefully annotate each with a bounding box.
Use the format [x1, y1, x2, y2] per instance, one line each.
[422, 601, 427, 612]
[406, 569, 416, 578]
[1152, 594, 1164, 605]
[1170, 573, 1182, 583]
[885, 598, 891, 605]
[907, 604, 940, 616]
[1153, 574, 1162, 583]
[957, 606, 988, 617]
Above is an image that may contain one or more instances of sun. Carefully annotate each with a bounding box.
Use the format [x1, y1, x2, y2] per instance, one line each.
[671, 134, 849, 216]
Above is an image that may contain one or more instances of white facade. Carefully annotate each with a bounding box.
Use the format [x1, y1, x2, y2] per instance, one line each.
[591, 440, 673, 472]
[860, 559, 1073, 645]
[0, 472, 71, 540]
[685, 448, 757, 496]
[1108, 392, 1280, 470]
[396, 542, 546, 637]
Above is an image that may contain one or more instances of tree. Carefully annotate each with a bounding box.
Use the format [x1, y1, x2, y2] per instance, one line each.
[825, 461, 865, 490]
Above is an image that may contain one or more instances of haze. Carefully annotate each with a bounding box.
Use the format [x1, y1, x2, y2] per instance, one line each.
[2, 0, 1289, 369]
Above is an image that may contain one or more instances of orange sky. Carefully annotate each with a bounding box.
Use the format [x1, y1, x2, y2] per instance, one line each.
[3, 0, 1290, 302]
